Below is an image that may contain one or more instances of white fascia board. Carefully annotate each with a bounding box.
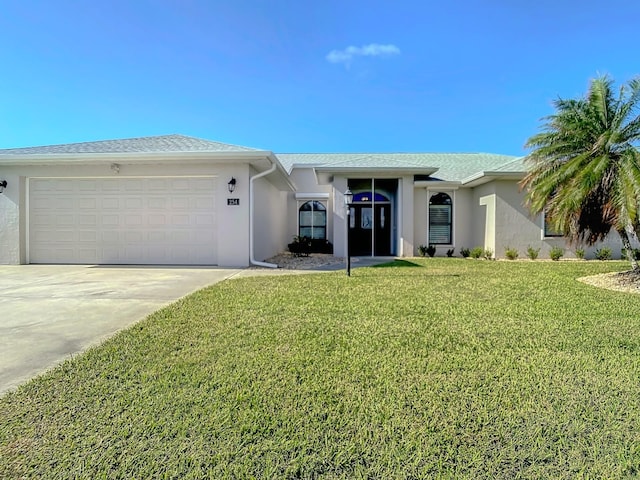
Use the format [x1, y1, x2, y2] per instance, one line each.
[313, 166, 438, 185]
[414, 180, 461, 189]
[265, 153, 296, 191]
[461, 171, 524, 187]
[0, 150, 276, 166]
[295, 192, 330, 200]
[314, 166, 438, 176]
[287, 163, 326, 174]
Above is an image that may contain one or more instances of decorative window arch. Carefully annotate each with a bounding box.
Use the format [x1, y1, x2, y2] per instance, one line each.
[429, 192, 452, 244]
[299, 201, 327, 239]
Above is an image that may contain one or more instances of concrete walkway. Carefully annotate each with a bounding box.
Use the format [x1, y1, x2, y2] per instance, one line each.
[0, 265, 242, 395]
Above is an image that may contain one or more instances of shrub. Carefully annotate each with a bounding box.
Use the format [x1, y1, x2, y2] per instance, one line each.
[288, 237, 333, 256]
[526, 246, 540, 260]
[595, 247, 612, 260]
[446, 248, 455, 258]
[575, 248, 586, 259]
[311, 239, 333, 254]
[418, 245, 436, 257]
[504, 247, 519, 260]
[549, 246, 564, 261]
[288, 236, 312, 257]
[621, 248, 640, 261]
[483, 248, 494, 260]
[470, 247, 484, 259]
[460, 247, 471, 258]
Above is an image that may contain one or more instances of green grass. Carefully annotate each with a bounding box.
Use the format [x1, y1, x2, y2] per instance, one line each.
[2, 259, 640, 478]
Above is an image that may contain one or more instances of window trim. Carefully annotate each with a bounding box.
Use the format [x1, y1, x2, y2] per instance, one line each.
[542, 208, 563, 238]
[298, 200, 327, 240]
[428, 191, 454, 246]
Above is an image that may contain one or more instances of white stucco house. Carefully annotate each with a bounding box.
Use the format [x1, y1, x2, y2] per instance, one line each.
[0, 134, 625, 266]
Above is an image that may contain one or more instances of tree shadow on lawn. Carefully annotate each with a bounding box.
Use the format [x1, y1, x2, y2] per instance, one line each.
[360, 259, 461, 277]
[371, 259, 423, 268]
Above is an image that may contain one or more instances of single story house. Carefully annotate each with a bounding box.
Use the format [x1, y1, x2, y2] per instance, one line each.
[0, 134, 625, 266]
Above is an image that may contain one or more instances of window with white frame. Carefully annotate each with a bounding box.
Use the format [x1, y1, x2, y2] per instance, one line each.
[543, 209, 563, 237]
[429, 192, 452, 244]
[299, 201, 327, 239]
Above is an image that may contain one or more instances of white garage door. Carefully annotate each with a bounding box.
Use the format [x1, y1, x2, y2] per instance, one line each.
[29, 177, 218, 265]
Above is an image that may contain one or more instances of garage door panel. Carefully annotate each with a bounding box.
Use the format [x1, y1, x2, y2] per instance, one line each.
[29, 177, 218, 265]
[171, 179, 191, 190]
[102, 215, 119, 226]
[79, 198, 97, 209]
[148, 198, 167, 209]
[57, 215, 75, 226]
[102, 198, 119, 209]
[123, 179, 143, 190]
[101, 179, 121, 191]
[172, 197, 189, 208]
[125, 198, 143, 209]
[78, 180, 98, 191]
[79, 231, 97, 241]
[78, 215, 97, 226]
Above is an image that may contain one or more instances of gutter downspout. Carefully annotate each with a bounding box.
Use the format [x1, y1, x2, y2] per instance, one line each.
[249, 160, 279, 268]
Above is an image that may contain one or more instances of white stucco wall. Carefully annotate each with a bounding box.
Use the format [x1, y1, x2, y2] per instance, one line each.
[286, 168, 332, 248]
[413, 188, 427, 255]
[252, 173, 288, 262]
[399, 176, 414, 257]
[471, 183, 496, 254]
[215, 164, 251, 267]
[0, 172, 21, 263]
[475, 180, 628, 259]
[331, 176, 349, 258]
[453, 188, 473, 252]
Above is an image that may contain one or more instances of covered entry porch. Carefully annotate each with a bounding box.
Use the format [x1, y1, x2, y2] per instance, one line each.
[346, 178, 398, 256]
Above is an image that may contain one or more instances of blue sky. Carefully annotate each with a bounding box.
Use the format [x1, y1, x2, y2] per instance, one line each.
[0, 0, 637, 155]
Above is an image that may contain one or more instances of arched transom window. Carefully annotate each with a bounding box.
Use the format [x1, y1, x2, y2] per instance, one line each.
[429, 192, 452, 244]
[299, 201, 327, 239]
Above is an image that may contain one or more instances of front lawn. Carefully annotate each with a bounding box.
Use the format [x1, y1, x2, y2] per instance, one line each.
[2, 259, 640, 478]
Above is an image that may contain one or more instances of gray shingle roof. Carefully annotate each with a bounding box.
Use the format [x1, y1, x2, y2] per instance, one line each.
[0, 134, 524, 184]
[276, 152, 523, 181]
[0, 134, 260, 155]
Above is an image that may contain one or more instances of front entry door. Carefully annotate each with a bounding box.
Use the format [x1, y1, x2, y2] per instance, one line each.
[349, 204, 391, 256]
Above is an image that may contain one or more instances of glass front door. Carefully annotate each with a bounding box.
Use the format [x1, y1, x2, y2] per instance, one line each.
[349, 203, 392, 256]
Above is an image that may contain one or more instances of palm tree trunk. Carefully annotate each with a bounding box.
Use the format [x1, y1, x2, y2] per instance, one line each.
[618, 228, 639, 271]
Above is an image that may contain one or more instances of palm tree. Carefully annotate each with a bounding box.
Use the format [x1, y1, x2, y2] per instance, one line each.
[521, 75, 640, 270]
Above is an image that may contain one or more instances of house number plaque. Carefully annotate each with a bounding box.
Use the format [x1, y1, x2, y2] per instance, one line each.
[227, 198, 240, 206]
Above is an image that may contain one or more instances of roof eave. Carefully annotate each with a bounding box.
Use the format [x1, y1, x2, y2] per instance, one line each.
[461, 171, 525, 187]
[414, 180, 462, 188]
[0, 150, 275, 166]
[313, 166, 439, 185]
[264, 153, 296, 192]
[314, 166, 438, 175]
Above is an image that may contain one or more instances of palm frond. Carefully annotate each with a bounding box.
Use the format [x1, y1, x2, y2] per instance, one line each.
[522, 75, 640, 250]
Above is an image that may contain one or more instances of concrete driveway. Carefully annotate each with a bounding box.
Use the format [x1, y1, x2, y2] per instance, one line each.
[0, 265, 242, 395]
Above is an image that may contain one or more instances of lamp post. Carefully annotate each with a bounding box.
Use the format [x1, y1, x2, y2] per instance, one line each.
[344, 188, 353, 276]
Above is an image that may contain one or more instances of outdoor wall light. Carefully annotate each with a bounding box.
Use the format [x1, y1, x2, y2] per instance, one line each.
[0, 180, 7, 193]
[344, 188, 353, 276]
[344, 188, 353, 206]
[228, 177, 237, 193]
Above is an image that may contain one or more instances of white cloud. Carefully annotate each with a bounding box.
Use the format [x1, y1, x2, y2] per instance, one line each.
[326, 43, 400, 65]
